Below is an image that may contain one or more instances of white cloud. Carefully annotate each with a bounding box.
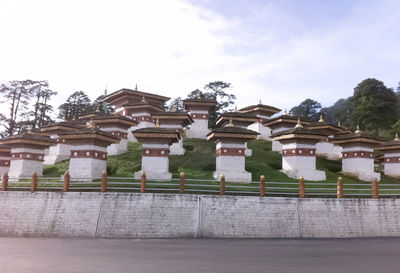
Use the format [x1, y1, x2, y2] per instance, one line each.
[0, 0, 399, 118]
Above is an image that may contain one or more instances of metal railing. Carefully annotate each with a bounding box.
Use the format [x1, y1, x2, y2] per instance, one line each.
[0, 171, 398, 198]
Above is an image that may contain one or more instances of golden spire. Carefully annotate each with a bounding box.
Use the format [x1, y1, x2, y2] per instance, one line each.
[170, 106, 176, 112]
[294, 118, 303, 129]
[290, 111, 294, 116]
[355, 124, 362, 134]
[226, 117, 234, 127]
[87, 119, 95, 129]
[284, 108, 288, 115]
[395, 133, 399, 141]
[259, 99, 262, 104]
[234, 105, 238, 112]
[141, 95, 147, 103]
[155, 118, 160, 127]
[338, 120, 341, 127]
[197, 94, 201, 99]
[319, 114, 324, 123]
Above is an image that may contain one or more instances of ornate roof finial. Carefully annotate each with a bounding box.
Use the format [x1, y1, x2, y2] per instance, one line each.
[355, 124, 362, 134]
[284, 108, 288, 115]
[294, 118, 303, 129]
[227, 117, 234, 127]
[338, 120, 341, 127]
[259, 99, 262, 104]
[141, 95, 147, 103]
[319, 114, 324, 123]
[395, 133, 399, 141]
[155, 118, 160, 127]
[170, 106, 176, 112]
[234, 105, 238, 112]
[290, 111, 294, 116]
[197, 94, 201, 99]
[87, 119, 95, 129]
[135, 84, 138, 91]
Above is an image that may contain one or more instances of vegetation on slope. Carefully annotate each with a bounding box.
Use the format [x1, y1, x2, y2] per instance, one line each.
[43, 138, 400, 184]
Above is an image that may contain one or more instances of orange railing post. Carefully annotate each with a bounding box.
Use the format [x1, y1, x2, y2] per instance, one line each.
[2, 172, 8, 191]
[179, 172, 185, 194]
[31, 172, 38, 193]
[337, 176, 343, 199]
[63, 170, 70, 192]
[219, 174, 226, 195]
[101, 170, 107, 192]
[372, 178, 379, 199]
[260, 175, 265, 197]
[299, 176, 305, 198]
[140, 171, 146, 193]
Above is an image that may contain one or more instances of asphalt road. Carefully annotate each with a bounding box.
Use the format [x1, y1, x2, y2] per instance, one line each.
[0, 237, 399, 273]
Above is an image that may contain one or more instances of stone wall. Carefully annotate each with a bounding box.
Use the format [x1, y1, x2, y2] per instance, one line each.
[1, 191, 400, 238]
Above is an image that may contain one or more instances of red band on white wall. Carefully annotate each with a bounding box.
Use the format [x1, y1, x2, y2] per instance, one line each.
[282, 148, 316, 157]
[70, 150, 107, 160]
[342, 151, 373, 159]
[216, 148, 246, 157]
[142, 148, 170, 157]
[11, 152, 45, 162]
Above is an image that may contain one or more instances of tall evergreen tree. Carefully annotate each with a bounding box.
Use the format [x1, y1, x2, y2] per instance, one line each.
[58, 91, 92, 120]
[350, 78, 398, 133]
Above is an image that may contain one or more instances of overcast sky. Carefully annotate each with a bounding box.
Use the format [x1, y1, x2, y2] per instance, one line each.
[1, 0, 399, 113]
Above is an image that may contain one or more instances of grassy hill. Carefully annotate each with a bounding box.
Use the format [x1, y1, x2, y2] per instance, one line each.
[43, 138, 400, 184]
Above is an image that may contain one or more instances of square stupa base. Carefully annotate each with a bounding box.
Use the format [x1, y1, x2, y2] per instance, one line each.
[134, 170, 172, 181]
[213, 170, 252, 183]
[169, 147, 186, 155]
[341, 171, 381, 182]
[44, 154, 70, 165]
[282, 169, 326, 181]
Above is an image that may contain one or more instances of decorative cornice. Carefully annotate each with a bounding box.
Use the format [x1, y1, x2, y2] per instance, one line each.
[142, 148, 170, 157]
[11, 152, 45, 162]
[342, 151, 374, 159]
[282, 148, 316, 157]
[216, 148, 246, 157]
[70, 150, 107, 160]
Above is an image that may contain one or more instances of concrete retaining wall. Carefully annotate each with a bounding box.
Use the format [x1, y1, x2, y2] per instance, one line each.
[1, 191, 400, 238]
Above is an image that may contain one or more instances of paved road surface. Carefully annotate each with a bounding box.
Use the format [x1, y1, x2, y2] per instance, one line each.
[0, 237, 399, 273]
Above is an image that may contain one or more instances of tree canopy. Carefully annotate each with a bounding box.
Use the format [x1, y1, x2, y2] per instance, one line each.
[290, 99, 322, 121]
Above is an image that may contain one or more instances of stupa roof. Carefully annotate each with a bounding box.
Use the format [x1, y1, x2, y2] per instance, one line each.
[305, 116, 352, 135]
[58, 127, 121, 144]
[183, 98, 217, 110]
[0, 144, 11, 153]
[270, 124, 328, 142]
[239, 102, 281, 116]
[1, 132, 52, 147]
[263, 114, 310, 128]
[132, 127, 180, 144]
[375, 134, 400, 151]
[330, 127, 382, 146]
[102, 88, 170, 104]
[90, 114, 138, 127]
[216, 111, 258, 127]
[151, 112, 193, 126]
[41, 120, 86, 132]
[207, 125, 259, 141]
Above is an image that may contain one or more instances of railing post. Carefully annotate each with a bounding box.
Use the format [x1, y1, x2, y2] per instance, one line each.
[260, 175, 265, 197]
[219, 174, 225, 195]
[179, 172, 185, 194]
[140, 171, 146, 193]
[63, 170, 70, 192]
[337, 176, 343, 198]
[31, 172, 38, 193]
[101, 170, 107, 192]
[372, 178, 379, 199]
[299, 176, 305, 198]
[2, 172, 8, 191]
